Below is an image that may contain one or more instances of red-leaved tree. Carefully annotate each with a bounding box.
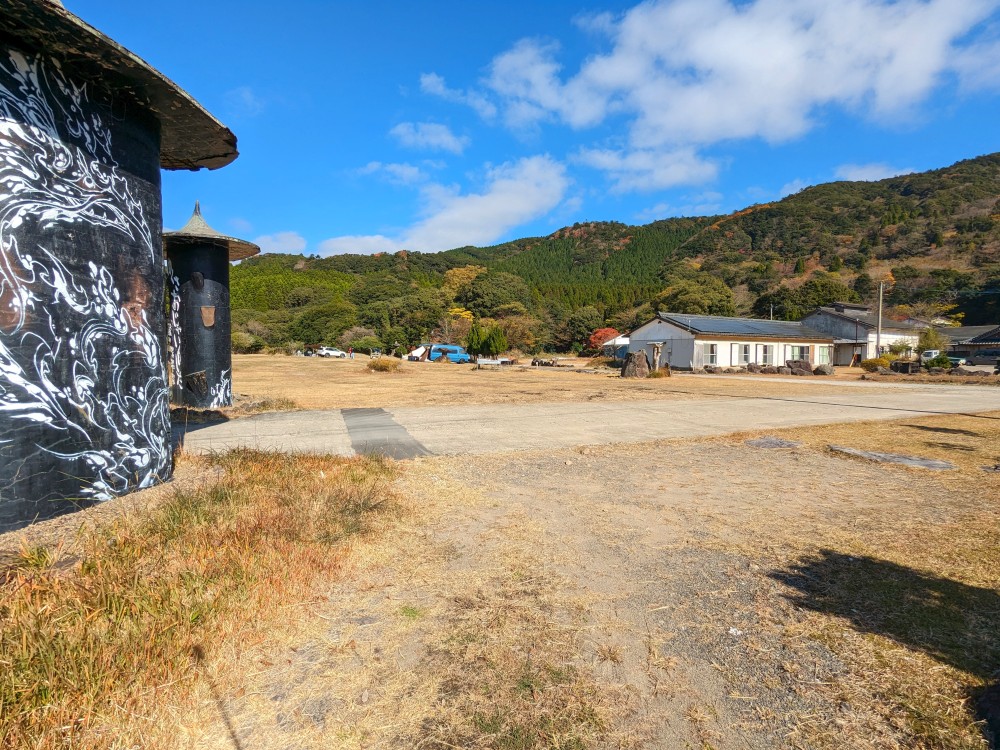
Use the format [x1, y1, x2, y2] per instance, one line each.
[587, 327, 620, 351]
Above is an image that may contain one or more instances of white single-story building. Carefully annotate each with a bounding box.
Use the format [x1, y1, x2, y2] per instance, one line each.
[600, 334, 629, 359]
[801, 302, 926, 365]
[629, 312, 835, 370]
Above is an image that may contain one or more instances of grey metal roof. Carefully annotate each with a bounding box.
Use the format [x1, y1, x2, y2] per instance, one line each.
[812, 306, 927, 332]
[1, 0, 238, 170]
[163, 202, 260, 261]
[940, 325, 999, 343]
[656, 313, 833, 341]
[968, 325, 1000, 345]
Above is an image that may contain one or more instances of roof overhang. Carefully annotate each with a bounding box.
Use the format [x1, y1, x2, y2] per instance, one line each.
[0, 0, 238, 170]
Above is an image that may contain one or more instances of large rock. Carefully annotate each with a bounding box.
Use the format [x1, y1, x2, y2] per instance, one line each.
[746, 363, 762, 373]
[790, 367, 813, 376]
[761, 366, 779, 374]
[777, 366, 792, 375]
[621, 351, 650, 378]
[813, 363, 835, 376]
[785, 359, 812, 371]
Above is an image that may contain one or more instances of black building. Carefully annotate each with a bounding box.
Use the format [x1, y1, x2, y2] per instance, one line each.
[165, 203, 259, 408]
[0, 1, 237, 530]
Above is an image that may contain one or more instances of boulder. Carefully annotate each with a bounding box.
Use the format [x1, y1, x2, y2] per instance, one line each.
[704, 365, 721, 374]
[621, 351, 650, 378]
[746, 363, 762, 373]
[761, 366, 779, 374]
[876, 366, 895, 375]
[785, 359, 812, 371]
[929, 367, 946, 375]
[813, 363, 835, 376]
[777, 366, 792, 375]
[790, 367, 813, 376]
[723, 367, 737, 374]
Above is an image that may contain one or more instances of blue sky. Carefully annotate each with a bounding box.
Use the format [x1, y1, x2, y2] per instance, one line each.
[70, 0, 1000, 255]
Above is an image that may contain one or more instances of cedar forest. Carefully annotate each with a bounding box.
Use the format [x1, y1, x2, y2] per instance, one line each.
[231, 152, 1000, 355]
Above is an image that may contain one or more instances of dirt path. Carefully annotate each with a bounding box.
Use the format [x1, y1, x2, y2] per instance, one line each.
[186, 414, 999, 749]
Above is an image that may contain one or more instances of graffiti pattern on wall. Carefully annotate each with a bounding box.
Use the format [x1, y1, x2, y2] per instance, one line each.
[168, 268, 183, 389]
[0, 50, 170, 500]
[210, 368, 232, 409]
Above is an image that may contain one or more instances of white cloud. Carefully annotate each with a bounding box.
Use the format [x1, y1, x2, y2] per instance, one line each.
[779, 178, 810, 197]
[834, 163, 916, 181]
[483, 0, 997, 146]
[575, 146, 718, 192]
[636, 191, 724, 220]
[445, 0, 999, 190]
[224, 85, 264, 117]
[253, 231, 307, 254]
[319, 155, 570, 255]
[357, 161, 429, 185]
[951, 36, 1000, 91]
[318, 235, 398, 256]
[389, 122, 470, 154]
[420, 73, 497, 119]
[229, 217, 254, 234]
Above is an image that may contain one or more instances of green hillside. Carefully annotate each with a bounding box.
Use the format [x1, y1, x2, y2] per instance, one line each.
[230, 152, 1000, 354]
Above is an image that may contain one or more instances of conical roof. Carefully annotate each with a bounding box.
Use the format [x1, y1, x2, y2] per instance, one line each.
[1, 0, 238, 170]
[163, 202, 260, 261]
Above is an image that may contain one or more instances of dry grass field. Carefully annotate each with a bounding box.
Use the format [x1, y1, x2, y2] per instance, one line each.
[3, 356, 999, 749]
[230, 353, 889, 410]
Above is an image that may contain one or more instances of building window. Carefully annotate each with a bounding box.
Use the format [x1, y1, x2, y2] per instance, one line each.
[704, 343, 717, 365]
[761, 345, 774, 365]
[790, 345, 810, 361]
[740, 344, 751, 364]
[817, 346, 830, 365]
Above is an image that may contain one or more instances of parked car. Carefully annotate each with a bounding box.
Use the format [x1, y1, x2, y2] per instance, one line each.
[970, 349, 1000, 365]
[316, 346, 347, 358]
[427, 344, 472, 364]
[919, 350, 967, 366]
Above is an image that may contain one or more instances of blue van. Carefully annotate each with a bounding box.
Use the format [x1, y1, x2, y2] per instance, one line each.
[427, 344, 472, 364]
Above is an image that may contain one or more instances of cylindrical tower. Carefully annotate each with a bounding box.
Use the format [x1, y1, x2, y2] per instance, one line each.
[0, 2, 238, 530]
[164, 203, 259, 408]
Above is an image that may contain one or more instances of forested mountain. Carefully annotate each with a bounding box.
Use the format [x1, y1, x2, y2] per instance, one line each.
[230, 152, 1000, 354]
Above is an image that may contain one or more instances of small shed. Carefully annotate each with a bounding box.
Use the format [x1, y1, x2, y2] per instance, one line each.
[629, 313, 834, 370]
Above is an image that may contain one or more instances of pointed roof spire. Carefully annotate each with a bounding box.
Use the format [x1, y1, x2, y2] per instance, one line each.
[164, 202, 260, 261]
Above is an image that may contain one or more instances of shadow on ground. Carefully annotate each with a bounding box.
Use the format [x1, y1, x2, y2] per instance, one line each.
[771, 549, 1000, 747]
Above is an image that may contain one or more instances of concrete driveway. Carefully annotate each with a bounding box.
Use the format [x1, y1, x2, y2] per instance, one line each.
[177, 379, 1000, 459]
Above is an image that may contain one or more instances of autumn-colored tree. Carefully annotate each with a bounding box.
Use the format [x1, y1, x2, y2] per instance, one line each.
[442, 265, 487, 300]
[588, 327, 620, 351]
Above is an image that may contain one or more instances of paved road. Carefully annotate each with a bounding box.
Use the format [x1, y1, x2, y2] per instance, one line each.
[177, 380, 1000, 458]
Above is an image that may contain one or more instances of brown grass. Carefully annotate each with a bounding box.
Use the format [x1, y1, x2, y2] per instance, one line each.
[0, 450, 399, 749]
[699, 413, 1000, 748]
[366, 357, 402, 373]
[232, 354, 877, 409]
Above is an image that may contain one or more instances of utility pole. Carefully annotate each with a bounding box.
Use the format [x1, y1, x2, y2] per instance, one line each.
[770, 303, 773, 321]
[875, 281, 884, 357]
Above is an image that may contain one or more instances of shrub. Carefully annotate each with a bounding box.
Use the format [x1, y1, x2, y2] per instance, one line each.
[647, 369, 670, 378]
[232, 331, 264, 354]
[367, 358, 401, 373]
[924, 354, 952, 369]
[860, 357, 890, 372]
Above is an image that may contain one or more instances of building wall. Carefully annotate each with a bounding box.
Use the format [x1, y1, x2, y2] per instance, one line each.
[629, 319, 695, 369]
[630, 320, 832, 369]
[0, 47, 171, 530]
[167, 245, 233, 408]
[802, 310, 918, 360]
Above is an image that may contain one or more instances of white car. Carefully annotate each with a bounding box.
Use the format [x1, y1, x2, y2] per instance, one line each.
[316, 347, 347, 358]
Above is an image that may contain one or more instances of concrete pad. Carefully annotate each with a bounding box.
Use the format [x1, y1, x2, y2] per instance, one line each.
[179, 383, 1000, 458]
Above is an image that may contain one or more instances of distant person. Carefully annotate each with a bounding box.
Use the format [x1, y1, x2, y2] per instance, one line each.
[348, 347, 354, 359]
